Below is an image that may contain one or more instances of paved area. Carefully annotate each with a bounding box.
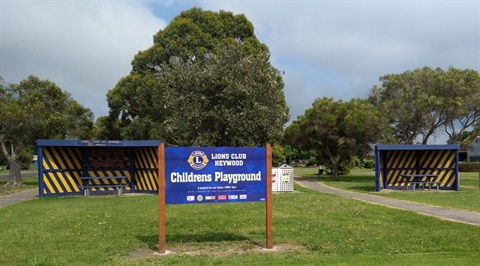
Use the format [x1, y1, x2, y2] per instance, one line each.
[295, 178, 480, 226]
[0, 188, 38, 208]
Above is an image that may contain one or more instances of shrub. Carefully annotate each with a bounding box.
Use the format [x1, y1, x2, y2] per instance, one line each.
[459, 162, 480, 172]
[363, 160, 374, 169]
[305, 157, 317, 167]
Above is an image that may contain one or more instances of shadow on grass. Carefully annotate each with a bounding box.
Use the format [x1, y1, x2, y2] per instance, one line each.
[138, 232, 253, 250]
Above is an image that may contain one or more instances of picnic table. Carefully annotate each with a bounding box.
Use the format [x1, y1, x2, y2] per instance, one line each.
[80, 176, 128, 196]
[401, 174, 440, 191]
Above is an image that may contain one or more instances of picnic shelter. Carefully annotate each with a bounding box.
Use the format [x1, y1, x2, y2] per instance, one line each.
[37, 139, 161, 197]
[374, 144, 460, 191]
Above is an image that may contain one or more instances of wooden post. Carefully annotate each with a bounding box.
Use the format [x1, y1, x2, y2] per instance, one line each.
[266, 144, 273, 249]
[158, 143, 166, 254]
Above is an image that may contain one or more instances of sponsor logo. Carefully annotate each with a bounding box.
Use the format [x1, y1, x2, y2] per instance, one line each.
[197, 195, 203, 201]
[187, 195, 195, 202]
[205, 196, 216, 200]
[187, 150, 209, 170]
[228, 195, 238, 200]
[218, 195, 227, 200]
[239, 194, 247, 199]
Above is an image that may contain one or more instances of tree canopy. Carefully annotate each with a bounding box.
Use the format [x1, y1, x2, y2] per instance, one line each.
[368, 66, 480, 145]
[104, 8, 289, 147]
[0, 75, 94, 185]
[286, 97, 391, 177]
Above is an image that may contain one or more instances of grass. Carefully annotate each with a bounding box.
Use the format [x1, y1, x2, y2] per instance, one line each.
[296, 167, 480, 212]
[0, 176, 38, 195]
[1, 185, 479, 265]
[1, 168, 479, 264]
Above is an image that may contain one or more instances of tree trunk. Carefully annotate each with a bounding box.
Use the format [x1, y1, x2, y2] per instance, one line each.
[7, 159, 22, 186]
[0, 137, 23, 186]
[331, 162, 339, 178]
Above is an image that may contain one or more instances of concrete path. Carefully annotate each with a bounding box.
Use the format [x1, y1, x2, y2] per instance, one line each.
[0, 188, 38, 209]
[295, 178, 480, 226]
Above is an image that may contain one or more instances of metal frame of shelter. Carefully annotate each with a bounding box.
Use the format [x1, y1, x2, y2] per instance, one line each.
[37, 139, 161, 197]
[374, 144, 460, 191]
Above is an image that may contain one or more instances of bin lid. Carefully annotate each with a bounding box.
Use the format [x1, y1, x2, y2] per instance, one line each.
[278, 164, 293, 169]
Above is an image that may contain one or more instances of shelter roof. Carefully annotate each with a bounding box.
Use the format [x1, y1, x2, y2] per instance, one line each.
[37, 139, 161, 147]
[375, 144, 460, 151]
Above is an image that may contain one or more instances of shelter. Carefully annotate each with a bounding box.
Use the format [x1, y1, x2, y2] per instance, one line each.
[374, 144, 459, 191]
[37, 140, 161, 197]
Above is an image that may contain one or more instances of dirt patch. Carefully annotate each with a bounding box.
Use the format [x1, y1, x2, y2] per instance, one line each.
[127, 243, 305, 259]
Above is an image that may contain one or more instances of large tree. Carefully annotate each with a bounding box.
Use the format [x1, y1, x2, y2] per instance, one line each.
[368, 66, 480, 144]
[0, 76, 94, 185]
[286, 97, 391, 178]
[104, 8, 288, 146]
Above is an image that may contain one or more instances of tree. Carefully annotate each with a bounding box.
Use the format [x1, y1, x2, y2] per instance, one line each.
[158, 44, 288, 146]
[106, 8, 288, 147]
[368, 66, 480, 144]
[0, 75, 94, 185]
[441, 68, 480, 144]
[286, 97, 391, 178]
[94, 115, 121, 140]
[454, 121, 480, 150]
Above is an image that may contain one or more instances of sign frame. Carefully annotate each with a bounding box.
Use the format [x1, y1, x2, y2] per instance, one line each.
[157, 144, 273, 253]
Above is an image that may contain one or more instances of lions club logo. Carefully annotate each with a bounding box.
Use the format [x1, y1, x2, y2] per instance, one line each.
[187, 150, 209, 170]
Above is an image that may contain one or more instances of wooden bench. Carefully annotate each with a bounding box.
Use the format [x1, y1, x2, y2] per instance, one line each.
[80, 176, 128, 196]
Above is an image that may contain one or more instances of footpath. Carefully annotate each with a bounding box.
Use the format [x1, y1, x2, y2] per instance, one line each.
[1, 180, 479, 226]
[0, 188, 38, 209]
[295, 178, 480, 226]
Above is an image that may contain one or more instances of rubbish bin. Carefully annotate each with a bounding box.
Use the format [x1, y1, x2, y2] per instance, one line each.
[272, 164, 294, 192]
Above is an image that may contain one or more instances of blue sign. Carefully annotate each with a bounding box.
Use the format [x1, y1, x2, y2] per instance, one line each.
[165, 147, 266, 204]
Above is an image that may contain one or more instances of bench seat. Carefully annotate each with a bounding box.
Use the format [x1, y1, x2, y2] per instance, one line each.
[80, 176, 128, 196]
[408, 181, 441, 191]
[428, 181, 441, 190]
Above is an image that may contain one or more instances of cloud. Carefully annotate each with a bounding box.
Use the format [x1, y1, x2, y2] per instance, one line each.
[200, 1, 480, 121]
[1, 1, 166, 118]
[1, 0, 478, 143]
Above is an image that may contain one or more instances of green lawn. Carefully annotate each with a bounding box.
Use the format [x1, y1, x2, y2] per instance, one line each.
[295, 167, 480, 212]
[0, 175, 38, 195]
[1, 185, 479, 265]
[1, 168, 479, 264]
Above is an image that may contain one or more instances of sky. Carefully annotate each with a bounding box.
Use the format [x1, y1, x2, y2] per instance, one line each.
[1, 0, 479, 143]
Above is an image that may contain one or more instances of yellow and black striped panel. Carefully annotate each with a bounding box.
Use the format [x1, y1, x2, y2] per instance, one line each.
[134, 147, 158, 192]
[383, 149, 456, 189]
[41, 146, 83, 196]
